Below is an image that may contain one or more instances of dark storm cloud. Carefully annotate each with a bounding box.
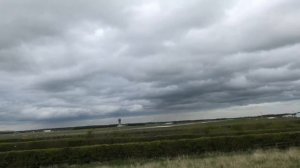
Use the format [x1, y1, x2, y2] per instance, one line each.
[1, 0, 300, 129]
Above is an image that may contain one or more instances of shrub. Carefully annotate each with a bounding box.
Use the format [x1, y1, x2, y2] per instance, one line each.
[0, 132, 299, 168]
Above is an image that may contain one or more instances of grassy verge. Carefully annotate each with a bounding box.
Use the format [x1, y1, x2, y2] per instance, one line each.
[0, 131, 299, 167]
[63, 147, 300, 168]
[0, 118, 299, 167]
[1, 118, 299, 144]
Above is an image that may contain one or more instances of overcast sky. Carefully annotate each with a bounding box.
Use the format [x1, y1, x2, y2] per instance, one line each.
[1, 0, 300, 130]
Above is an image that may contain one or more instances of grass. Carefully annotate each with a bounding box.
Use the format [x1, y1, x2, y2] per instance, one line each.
[1, 118, 300, 145]
[63, 147, 300, 168]
[0, 117, 299, 167]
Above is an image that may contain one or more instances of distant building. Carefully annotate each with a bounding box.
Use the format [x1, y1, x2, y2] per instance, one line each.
[117, 118, 123, 127]
[282, 113, 297, 118]
[43, 130, 52, 133]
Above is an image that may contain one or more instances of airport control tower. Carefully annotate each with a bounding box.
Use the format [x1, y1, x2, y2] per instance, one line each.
[117, 118, 122, 127]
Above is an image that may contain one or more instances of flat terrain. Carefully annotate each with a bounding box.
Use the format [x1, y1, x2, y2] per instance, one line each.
[66, 148, 300, 168]
[0, 117, 300, 167]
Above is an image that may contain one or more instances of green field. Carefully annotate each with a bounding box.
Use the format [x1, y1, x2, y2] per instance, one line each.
[65, 148, 300, 168]
[0, 117, 300, 167]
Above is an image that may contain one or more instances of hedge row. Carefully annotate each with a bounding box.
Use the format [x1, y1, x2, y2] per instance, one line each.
[0, 118, 299, 144]
[1, 129, 300, 153]
[0, 134, 199, 152]
[0, 132, 299, 168]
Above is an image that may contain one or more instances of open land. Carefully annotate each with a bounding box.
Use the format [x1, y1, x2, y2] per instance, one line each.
[0, 116, 299, 167]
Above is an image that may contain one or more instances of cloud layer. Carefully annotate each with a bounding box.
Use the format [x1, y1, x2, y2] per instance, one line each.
[1, 0, 300, 130]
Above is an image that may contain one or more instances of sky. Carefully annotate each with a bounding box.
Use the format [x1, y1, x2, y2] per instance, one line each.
[1, 0, 300, 130]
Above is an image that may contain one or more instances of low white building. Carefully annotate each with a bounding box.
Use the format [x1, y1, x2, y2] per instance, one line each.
[43, 130, 52, 133]
[283, 114, 295, 118]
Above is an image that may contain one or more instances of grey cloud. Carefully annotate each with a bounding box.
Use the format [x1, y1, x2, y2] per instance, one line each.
[0, 0, 300, 130]
[0, 0, 136, 48]
[181, 1, 300, 54]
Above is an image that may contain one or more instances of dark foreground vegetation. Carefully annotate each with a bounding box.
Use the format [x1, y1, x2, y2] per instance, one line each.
[0, 117, 299, 167]
[67, 148, 300, 168]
